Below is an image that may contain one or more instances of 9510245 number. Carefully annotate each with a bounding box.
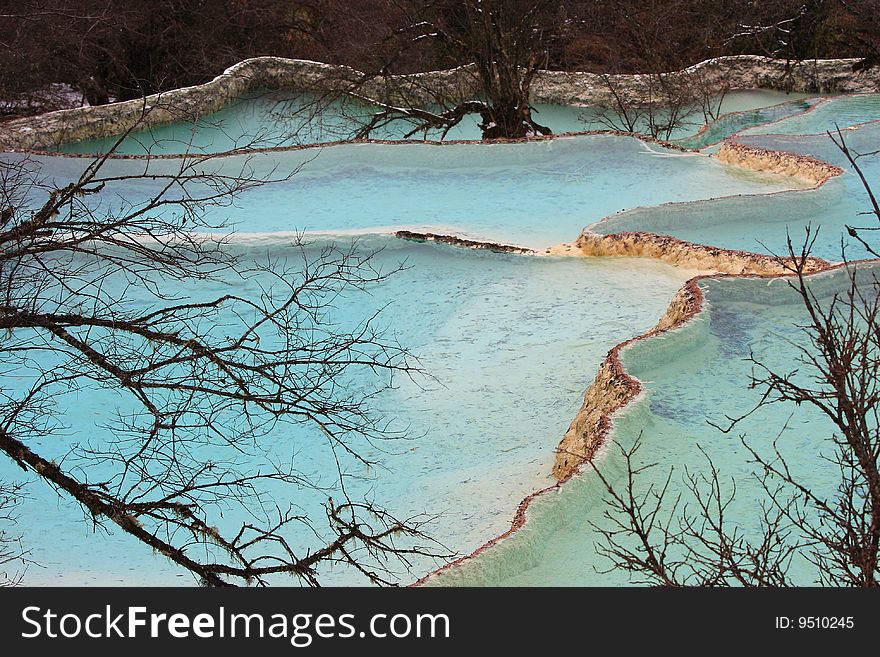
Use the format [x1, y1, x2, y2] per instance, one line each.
[775, 616, 854, 629]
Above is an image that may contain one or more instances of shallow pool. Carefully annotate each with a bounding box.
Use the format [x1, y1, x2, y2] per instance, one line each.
[740, 93, 880, 136]
[2, 239, 692, 585]
[2, 83, 876, 588]
[56, 89, 810, 155]
[592, 114, 880, 261]
[25, 134, 803, 251]
[429, 263, 873, 585]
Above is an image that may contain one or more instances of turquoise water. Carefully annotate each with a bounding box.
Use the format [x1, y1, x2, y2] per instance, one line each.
[57, 93, 597, 154]
[674, 97, 819, 150]
[592, 115, 880, 262]
[27, 134, 801, 251]
[2, 240, 691, 585]
[431, 264, 873, 585]
[3, 86, 877, 587]
[740, 93, 880, 136]
[56, 89, 807, 155]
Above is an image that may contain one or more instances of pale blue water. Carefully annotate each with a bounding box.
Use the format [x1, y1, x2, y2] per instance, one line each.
[2, 87, 874, 587]
[592, 114, 880, 262]
[431, 264, 873, 585]
[2, 240, 691, 585]
[424, 95, 880, 586]
[56, 89, 808, 155]
[740, 93, 880, 135]
[24, 135, 801, 251]
[58, 93, 596, 154]
[674, 97, 819, 149]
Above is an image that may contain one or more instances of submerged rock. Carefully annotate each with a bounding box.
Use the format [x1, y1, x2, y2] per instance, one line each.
[394, 230, 535, 255]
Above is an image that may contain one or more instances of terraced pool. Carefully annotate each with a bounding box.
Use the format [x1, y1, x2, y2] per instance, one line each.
[56, 89, 807, 155]
[19, 134, 802, 251]
[592, 115, 880, 261]
[5, 241, 695, 585]
[2, 84, 878, 586]
[430, 264, 871, 585]
[740, 93, 880, 136]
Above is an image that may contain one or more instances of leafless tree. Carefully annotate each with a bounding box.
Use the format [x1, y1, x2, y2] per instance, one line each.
[0, 0, 346, 112]
[322, 0, 573, 140]
[689, 65, 734, 124]
[837, 0, 880, 72]
[0, 116, 448, 586]
[589, 1, 734, 140]
[726, 0, 880, 84]
[833, 129, 880, 258]
[0, 481, 27, 586]
[594, 134, 880, 586]
[592, 72, 709, 141]
[590, 438, 798, 586]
